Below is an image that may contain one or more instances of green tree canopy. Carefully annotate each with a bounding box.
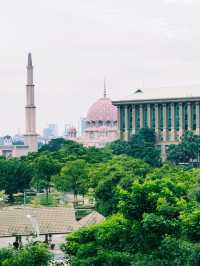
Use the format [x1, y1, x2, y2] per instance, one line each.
[62, 214, 133, 266]
[167, 131, 200, 164]
[89, 155, 150, 216]
[110, 128, 161, 167]
[0, 158, 33, 202]
[53, 159, 88, 201]
[0, 244, 52, 266]
[32, 155, 60, 197]
[64, 164, 200, 265]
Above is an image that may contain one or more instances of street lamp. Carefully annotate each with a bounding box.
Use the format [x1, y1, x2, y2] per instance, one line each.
[26, 214, 40, 239]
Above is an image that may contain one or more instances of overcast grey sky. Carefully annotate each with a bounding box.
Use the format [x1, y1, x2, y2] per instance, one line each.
[1, 0, 200, 135]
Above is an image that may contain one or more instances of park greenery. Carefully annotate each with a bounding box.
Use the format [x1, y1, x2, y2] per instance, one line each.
[0, 243, 52, 266]
[62, 164, 200, 265]
[0, 128, 200, 264]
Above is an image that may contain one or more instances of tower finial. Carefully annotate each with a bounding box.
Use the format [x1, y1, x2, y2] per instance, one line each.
[104, 77, 107, 98]
[27, 53, 33, 68]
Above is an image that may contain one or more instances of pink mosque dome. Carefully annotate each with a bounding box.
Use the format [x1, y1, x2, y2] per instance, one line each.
[86, 96, 117, 122]
[78, 86, 118, 148]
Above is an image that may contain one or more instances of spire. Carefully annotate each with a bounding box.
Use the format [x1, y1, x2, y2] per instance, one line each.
[104, 77, 107, 98]
[27, 53, 33, 85]
[27, 53, 33, 68]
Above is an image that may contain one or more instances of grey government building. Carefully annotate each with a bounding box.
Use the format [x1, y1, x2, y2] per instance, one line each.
[112, 89, 200, 159]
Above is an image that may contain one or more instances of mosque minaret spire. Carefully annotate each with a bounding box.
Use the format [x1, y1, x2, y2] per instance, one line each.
[24, 53, 38, 153]
[104, 77, 107, 98]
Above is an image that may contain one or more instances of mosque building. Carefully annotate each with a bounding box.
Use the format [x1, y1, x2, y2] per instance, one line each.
[79, 85, 118, 148]
[0, 53, 38, 158]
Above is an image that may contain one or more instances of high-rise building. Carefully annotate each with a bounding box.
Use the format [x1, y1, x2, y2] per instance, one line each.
[43, 124, 58, 141]
[79, 118, 87, 137]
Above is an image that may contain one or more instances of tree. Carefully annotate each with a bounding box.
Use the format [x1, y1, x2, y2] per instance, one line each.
[129, 128, 161, 167]
[0, 244, 52, 266]
[81, 146, 112, 164]
[32, 155, 60, 198]
[0, 159, 33, 202]
[62, 214, 133, 266]
[64, 164, 200, 265]
[39, 138, 67, 152]
[89, 155, 150, 216]
[109, 140, 132, 156]
[110, 128, 161, 167]
[167, 131, 200, 164]
[53, 159, 88, 202]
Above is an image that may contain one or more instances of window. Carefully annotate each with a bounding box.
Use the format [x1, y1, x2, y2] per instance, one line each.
[159, 105, 163, 131]
[144, 105, 148, 128]
[129, 106, 133, 129]
[168, 104, 171, 130]
[136, 105, 140, 130]
[175, 104, 179, 131]
[152, 105, 155, 129]
[120, 107, 125, 131]
[192, 103, 196, 130]
[184, 104, 188, 130]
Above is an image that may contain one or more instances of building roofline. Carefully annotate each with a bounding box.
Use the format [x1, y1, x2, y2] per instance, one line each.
[113, 96, 200, 106]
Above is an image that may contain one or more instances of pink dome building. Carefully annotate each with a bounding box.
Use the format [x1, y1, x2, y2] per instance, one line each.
[80, 90, 118, 147]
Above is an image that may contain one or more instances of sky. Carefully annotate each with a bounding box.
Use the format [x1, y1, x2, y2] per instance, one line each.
[1, 0, 200, 135]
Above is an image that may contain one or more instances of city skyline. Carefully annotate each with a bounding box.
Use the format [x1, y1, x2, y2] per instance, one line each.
[1, 0, 200, 134]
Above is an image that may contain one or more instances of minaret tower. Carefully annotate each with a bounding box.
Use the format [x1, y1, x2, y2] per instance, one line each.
[24, 53, 38, 152]
[104, 77, 107, 98]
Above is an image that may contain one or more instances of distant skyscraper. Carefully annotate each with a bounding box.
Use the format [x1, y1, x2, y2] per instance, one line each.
[24, 53, 38, 152]
[79, 117, 87, 136]
[43, 124, 58, 141]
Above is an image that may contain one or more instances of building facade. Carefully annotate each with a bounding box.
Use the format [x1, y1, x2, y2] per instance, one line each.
[113, 90, 200, 159]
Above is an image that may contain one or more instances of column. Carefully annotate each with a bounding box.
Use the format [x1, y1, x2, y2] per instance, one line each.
[163, 103, 168, 142]
[117, 106, 123, 139]
[147, 104, 152, 128]
[171, 103, 176, 141]
[196, 102, 200, 135]
[124, 105, 129, 141]
[139, 104, 144, 128]
[132, 105, 136, 135]
[155, 104, 159, 142]
[187, 102, 192, 131]
[179, 103, 184, 138]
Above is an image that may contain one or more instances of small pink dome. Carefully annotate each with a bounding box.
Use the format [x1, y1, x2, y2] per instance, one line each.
[87, 97, 117, 122]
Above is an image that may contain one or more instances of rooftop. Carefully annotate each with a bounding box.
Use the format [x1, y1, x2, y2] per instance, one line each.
[113, 85, 200, 104]
[0, 206, 79, 237]
[79, 211, 105, 227]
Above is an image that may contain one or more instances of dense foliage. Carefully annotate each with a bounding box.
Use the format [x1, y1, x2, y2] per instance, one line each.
[53, 159, 88, 201]
[110, 128, 161, 167]
[0, 244, 52, 266]
[89, 155, 150, 216]
[1, 134, 200, 265]
[167, 131, 200, 164]
[63, 164, 200, 265]
[0, 158, 33, 202]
